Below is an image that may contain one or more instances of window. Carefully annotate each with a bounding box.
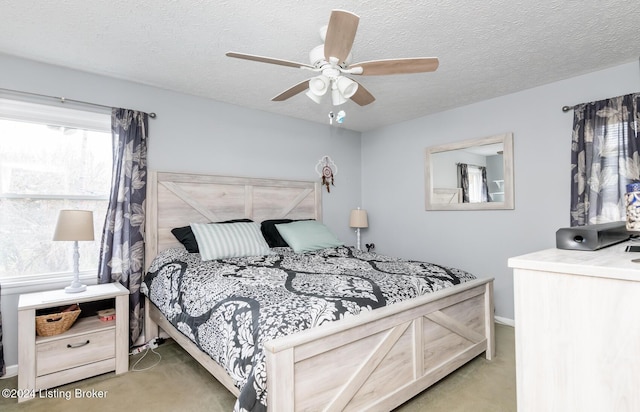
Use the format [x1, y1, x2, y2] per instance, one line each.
[569, 93, 640, 226]
[0, 98, 111, 280]
[466, 166, 485, 203]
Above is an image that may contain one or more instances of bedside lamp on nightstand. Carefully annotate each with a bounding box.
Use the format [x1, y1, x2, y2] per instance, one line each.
[349, 207, 368, 250]
[53, 210, 94, 293]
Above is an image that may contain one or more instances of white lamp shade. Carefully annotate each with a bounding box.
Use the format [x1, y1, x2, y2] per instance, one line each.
[305, 89, 324, 104]
[53, 210, 95, 241]
[336, 76, 358, 98]
[331, 88, 348, 106]
[349, 209, 368, 228]
[308, 75, 330, 96]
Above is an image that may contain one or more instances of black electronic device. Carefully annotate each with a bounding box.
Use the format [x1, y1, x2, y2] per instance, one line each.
[555, 222, 629, 251]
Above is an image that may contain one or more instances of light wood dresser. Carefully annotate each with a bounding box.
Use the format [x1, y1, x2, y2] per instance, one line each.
[508, 243, 640, 412]
[17, 283, 129, 402]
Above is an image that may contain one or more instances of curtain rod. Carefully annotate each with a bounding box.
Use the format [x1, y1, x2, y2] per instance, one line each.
[457, 162, 486, 168]
[563, 89, 640, 112]
[0, 87, 156, 118]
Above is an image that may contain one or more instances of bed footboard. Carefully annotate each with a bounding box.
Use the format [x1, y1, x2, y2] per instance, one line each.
[264, 278, 494, 411]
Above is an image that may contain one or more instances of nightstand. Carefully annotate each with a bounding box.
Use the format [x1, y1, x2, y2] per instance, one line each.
[17, 283, 129, 402]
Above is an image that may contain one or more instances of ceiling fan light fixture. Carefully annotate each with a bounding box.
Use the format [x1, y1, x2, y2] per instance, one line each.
[336, 76, 358, 98]
[305, 89, 324, 104]
[306, 75, 330, 104]
[331, 88, 348, 106]
[309, 75, 330, 96]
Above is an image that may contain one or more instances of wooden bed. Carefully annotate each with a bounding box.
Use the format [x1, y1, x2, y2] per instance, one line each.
[143, 171, 495, 411]
[433, 187, 463, 204]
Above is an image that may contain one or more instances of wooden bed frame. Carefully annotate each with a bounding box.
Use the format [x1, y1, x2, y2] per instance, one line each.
[433, 187, 463, 204]
[144, 171, 495, 411]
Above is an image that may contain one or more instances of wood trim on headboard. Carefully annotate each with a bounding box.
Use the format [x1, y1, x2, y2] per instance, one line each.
[144, 171, 322, 270]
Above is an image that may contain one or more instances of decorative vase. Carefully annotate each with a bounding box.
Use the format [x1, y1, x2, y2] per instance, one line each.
[625, 183, 640, 231]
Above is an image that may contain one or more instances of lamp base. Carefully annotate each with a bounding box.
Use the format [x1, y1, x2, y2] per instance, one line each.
[66, 242, 86, 293]
[65, 283, 87, 293]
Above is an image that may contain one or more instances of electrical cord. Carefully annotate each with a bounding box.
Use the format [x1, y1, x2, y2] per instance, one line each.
[131, 347, 161, 372]
[130, 338, 166, 372]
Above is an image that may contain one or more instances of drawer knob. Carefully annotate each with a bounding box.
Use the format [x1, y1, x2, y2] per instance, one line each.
[67, 340, 90, 349]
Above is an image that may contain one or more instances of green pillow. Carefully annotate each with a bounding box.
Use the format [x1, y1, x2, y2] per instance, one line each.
[275, 220, 343, 253]
[191, 222, 272, 260]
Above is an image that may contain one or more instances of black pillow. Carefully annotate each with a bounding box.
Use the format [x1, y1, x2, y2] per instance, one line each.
[171, 218, 253, 253]
[260, 219, 313, 248]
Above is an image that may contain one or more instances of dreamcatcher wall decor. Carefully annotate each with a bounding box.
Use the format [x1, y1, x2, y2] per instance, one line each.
[316, 155, 337, 193]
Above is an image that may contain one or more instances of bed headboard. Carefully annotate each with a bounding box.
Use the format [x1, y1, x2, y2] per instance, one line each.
[433, 187, 462, 204]
[145, 171, 322, 268]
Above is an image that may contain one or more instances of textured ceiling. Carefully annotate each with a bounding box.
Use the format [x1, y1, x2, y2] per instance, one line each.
[1, 1, 639, 132]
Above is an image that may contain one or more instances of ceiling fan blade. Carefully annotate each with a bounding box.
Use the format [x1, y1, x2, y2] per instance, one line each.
[324, 10, 359, 64]
[226, 52, 314, 69]
[350, 57, 439, 76]
[350, 81, 375, 106]
[272, 80, 310, 101]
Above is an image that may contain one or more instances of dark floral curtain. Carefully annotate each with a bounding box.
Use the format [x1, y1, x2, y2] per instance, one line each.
[458, 163, 470, 202]
[480, 166, 489, 202]
[570, 93, 640, 226]
[98, 108, 148, 345]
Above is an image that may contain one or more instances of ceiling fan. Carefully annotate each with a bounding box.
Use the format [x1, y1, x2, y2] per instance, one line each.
[226, 9, 439, 107]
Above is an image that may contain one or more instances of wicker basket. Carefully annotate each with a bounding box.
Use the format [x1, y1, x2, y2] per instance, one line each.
[35, 306, 81, 337]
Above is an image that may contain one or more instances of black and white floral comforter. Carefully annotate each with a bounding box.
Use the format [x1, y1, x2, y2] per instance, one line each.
[142, 246, 476, 412]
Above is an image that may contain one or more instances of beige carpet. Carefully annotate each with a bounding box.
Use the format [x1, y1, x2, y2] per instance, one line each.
[0, 323, 515, 412]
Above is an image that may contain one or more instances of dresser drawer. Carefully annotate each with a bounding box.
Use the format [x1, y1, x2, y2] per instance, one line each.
[36, 329, 116, 376]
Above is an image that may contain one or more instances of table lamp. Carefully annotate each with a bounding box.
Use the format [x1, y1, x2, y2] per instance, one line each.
[53, 210, 94, 293]
[349, 208, 368, 250]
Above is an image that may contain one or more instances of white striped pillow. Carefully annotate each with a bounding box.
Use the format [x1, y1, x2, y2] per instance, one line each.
[190, 222, 273, 260]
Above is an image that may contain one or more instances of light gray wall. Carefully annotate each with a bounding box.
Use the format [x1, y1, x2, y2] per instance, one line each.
[360, 60, 640, 321]
[0, 53, 362, 370]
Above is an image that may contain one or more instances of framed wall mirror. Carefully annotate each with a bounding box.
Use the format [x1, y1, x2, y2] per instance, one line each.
[425, 132, 514, 210]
